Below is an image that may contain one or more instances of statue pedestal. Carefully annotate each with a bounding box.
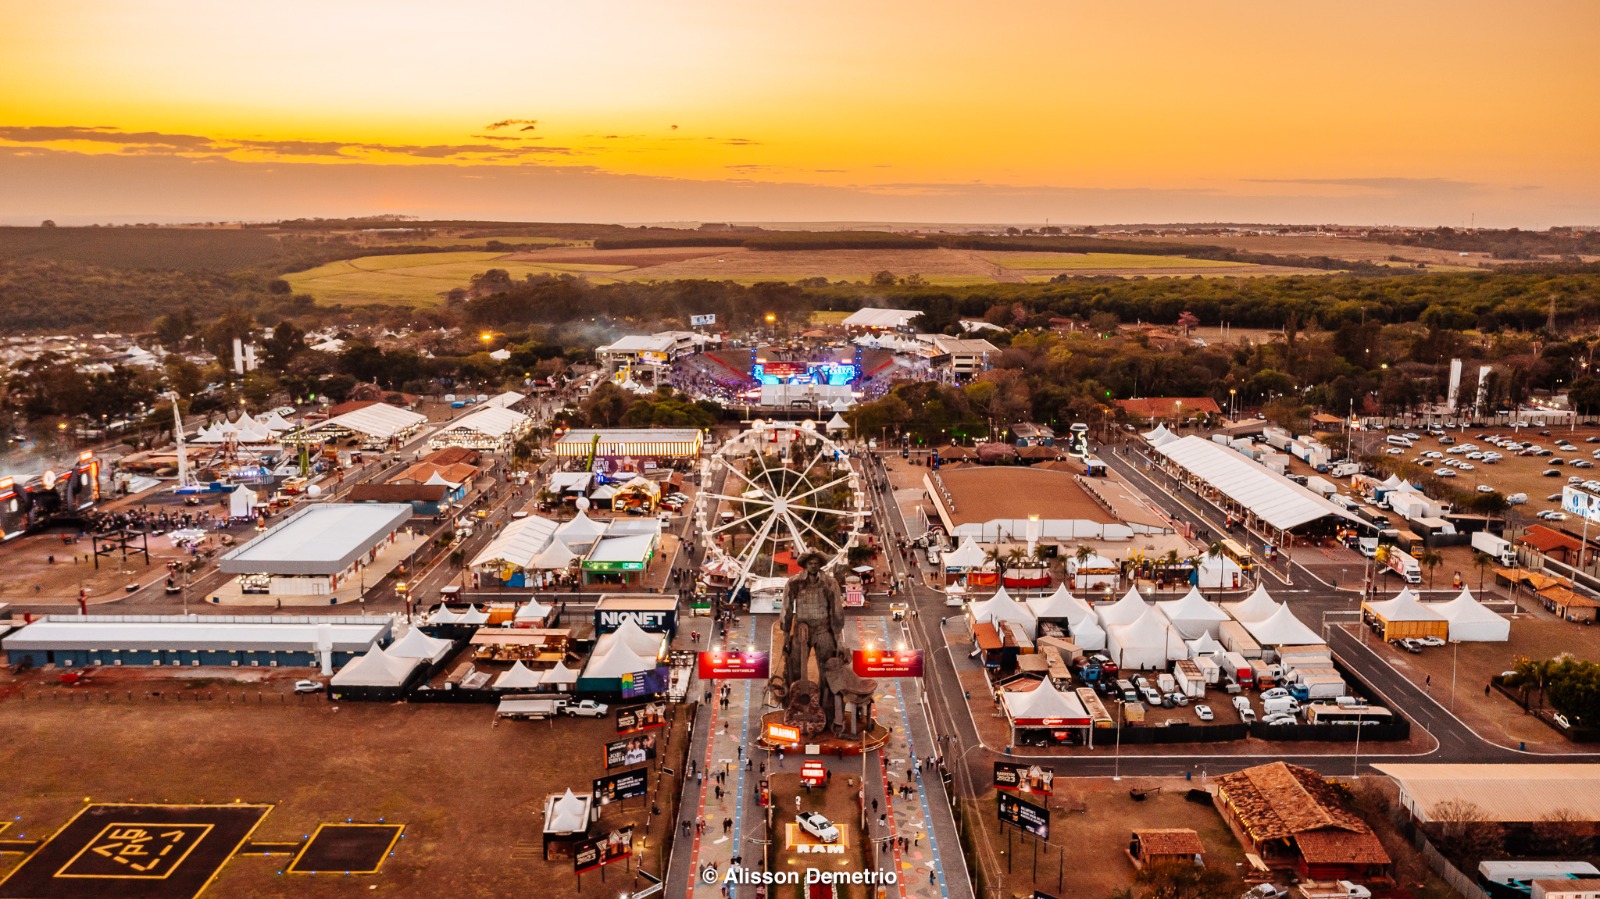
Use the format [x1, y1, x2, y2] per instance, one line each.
[756, 710, 891, 755]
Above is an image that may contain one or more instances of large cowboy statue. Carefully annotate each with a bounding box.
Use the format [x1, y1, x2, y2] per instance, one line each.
[780, 552, 845, 690]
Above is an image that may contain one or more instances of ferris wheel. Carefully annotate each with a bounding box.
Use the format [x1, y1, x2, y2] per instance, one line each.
[696, 421, 865, 595]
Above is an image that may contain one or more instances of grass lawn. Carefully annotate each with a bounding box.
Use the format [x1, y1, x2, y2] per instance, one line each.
[988, 252, 1255, 270]
[283, 251, 633, 306]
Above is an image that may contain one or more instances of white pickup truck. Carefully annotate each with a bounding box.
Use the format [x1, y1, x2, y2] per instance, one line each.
[560, 699, 610, 718]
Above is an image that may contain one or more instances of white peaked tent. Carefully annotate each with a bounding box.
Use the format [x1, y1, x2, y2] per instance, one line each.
[1098, 587, 1150, 627]
[1142, 424, 1179, 447]
[543, 660, 581, 687]
[826, 413, 849, 432]
[1157, 587, 1230, 639]
[1187, 633, 1225, 658]
[595, 618, 665, 658]
[1107, 607, 1186, 670]
[1224, 584, 1280, 624]
[943, 538, 987, 570]
[456, 606, 490, 626]
[494, 661, 545, 690]
[969, 587, 1038, 633]
[1002, 677, 1089, 721]
[228, 485, 259, 518]
[235, 411, 259, 431]
[530, 541, 578, 571]
[387, 628, 453, 663]
[1244, 604, 1323, 647]
[1027, 585, 1095, 625]
[556, 511, 607, 542]
[424, 471, 460, 489]
[1430, 588, 1510, 642]
[331, 647, 421, 688]
[590, 484, 618, 503]
[1071, 616, 1108, 651]
[427, 605, 461, 625]
[547, 790, 589, 833]
[515, 598, 553, 622]
[261, 411, 294, 432]
[582, 641, 658, 680]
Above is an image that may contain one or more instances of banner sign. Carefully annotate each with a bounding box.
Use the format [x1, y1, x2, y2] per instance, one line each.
[593, 769, 648, 806]
[604, 733, 658, 770]
[998, 792, 1050, 840]
[852, 649, 924, 678]
[994, 762, 1055, 797]
[765, 722, 801, 745]
[620, 667, 669, 699]
[573, 826, 633, 874]
[690, 314, 717, 327]
[616, 701, 668, 735]
[759, 361, 810, 378]
[697, 651, 769, 680]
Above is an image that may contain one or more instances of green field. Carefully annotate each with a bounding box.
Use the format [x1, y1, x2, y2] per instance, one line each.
[366, 235, 583, 248]
[986, 252, 1253, 270]
[283, 251, 631, 306]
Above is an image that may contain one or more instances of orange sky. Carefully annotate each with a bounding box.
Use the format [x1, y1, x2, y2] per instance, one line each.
[1, 1, 1596, 225]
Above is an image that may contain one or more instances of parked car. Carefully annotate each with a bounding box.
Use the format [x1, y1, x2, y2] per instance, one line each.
[1164, 691, 1189, 707]
[1263, 714, 1297, 726]
[797, 811, 840, 843]
[1261, 687, 1291, 701]
[1386, 448, 1404, 455]
[1418, 636, 1446, 647]
[1576, 460, 1594, 468]
[1396, 638, 1423, 654]
[1194, 704, 1214, 721]
[293, 679, 324, 694]
[561, 700, 610, 718]
[1436, 469, 1456, 478]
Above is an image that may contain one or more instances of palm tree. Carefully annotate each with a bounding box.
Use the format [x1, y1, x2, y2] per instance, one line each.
[1205, 540, 1225, 597]
[1372, 544, 1393, 597]
[1474, 551, 1493, 595]
[1418, 548, 1444, 591]
[1073, 544, 1094, 591]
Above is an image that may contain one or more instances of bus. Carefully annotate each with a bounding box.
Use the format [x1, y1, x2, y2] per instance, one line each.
[1304, 704, 1393, 726]
[1219, 538, 1255, 570]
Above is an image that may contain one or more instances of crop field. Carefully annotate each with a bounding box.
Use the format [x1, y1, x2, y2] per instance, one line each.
[983, 251, 1252, 270]
[282, 251, 631, 306]
[286, 244, 1330, 306]
[1118, 232, 1502, 269]
[0, 226, 283, 271]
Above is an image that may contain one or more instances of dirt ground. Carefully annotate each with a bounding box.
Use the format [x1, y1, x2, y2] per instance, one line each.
[0, 668, 691, 898]
[965, 778, 1246, 899]
[935, 466, 1117, 527]
[1346, 599, 1600, 751]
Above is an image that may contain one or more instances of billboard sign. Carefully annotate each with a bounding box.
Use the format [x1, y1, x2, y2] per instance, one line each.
[690, 314, 717, 327]
[593, 769, 649, 806]
[595, 607, 677, 634]
[697, 651, 769, 680]
[573, 826, 633, 874]
[998, 792, 1050, 840]
[994, 762, 1055, 797]
[604, 733, 658, 770]
[616, 701, 668, 735]
[620, 667, 668, 699]
[1564, 486, 1600, 524]
[852, 649, 924, 678]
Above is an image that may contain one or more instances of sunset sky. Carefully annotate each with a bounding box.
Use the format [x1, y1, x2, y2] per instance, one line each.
[2, 1, 1596, 226]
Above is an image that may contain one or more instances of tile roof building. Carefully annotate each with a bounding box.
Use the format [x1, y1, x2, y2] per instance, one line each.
[1214, 762, 1391, 880]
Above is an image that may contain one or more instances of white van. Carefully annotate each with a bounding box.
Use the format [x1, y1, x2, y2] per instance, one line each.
[1385, 435, 1413, 448]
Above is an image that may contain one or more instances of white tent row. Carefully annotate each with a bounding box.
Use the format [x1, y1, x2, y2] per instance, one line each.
[433, 405, 532, 441]
[1154, 435, 1361, 532]
[969, 587, 1037, 633]
[1428, 588, 1510, 642]
[1142, 424, 1179, 447]
[314, 403, 428, 442]
[1156, 587, 1228, 639]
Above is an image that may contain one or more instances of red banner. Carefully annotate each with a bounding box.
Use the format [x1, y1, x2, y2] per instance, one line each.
[697, 651, 770, 680]
[852, 649, 924, 678]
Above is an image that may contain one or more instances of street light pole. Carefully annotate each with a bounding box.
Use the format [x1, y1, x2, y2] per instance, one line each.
[1113, 700, 1123, 781]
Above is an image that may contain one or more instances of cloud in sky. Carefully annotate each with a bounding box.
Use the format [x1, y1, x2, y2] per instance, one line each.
[484, 119, 539, 131]
[2, 146, 1591, 228]
[0, 125, 578, 162]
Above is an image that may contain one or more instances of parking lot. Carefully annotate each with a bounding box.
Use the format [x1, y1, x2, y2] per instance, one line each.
[1372, 424, 1600, 523]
